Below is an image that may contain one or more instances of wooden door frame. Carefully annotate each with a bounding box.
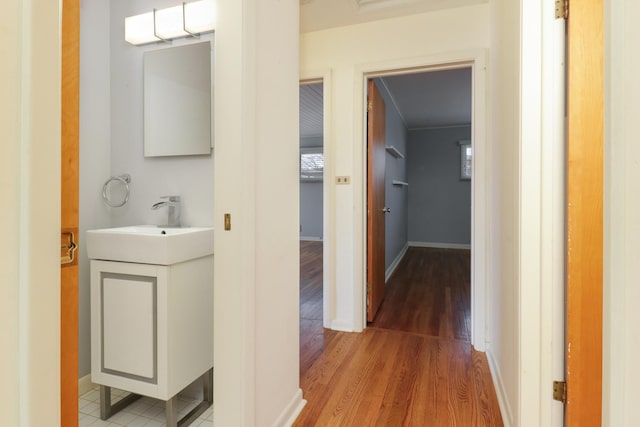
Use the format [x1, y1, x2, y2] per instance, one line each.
[61, 0, 80, 425]
[353, 50, 488, 349]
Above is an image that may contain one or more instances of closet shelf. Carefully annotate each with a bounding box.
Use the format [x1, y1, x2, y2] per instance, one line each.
[385, 145, 405, 159]
[392, 180, 409, 187]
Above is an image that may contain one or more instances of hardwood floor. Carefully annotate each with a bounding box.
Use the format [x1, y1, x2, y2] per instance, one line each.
[370, 247, 471, 341]
[299, 240, 337, 376]
[296, 243, 503, 426]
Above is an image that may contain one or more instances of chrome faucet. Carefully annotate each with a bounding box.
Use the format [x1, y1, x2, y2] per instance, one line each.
[152, 195, 181, 227]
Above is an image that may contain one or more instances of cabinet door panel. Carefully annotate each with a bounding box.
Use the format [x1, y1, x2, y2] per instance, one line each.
[102, 275, 156, 381]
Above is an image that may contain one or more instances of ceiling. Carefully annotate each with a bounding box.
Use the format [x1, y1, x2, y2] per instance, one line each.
[298, 0, 475, 137]
[299, 83, 324, 137]
[379, 67, 471, 129]
[300, 0, 486, 33]
[299, 68, 471, 137]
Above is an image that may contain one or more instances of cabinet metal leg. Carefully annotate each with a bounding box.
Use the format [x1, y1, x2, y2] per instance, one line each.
[99, 385, 142, 421]
[166, 395, 179, 427]
[204, 367, 213, 405]
[99, 385, 111, 420]
[100, 368, 213, 426]
[171, 368, 214, 427]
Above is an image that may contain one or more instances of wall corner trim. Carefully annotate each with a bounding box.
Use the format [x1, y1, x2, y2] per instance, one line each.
[486, 349, 514, 427]
[385, 243, 409, 282]
[272, 388, 306, 427]
[330, 319, 356, 332]
[408, 241, 471, 250]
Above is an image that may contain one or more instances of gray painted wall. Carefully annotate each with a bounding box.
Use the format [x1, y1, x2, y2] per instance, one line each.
[300, 136, 323, 239]
[78, 0, 215, 378]
[374, 80, 409, 271]
[407, 126, 471, 245]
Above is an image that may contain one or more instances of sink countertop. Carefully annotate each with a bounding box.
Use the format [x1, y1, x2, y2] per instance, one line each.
[86, 225, 214, 265]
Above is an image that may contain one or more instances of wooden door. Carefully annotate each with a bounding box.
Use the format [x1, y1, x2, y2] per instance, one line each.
[366, 80, 386, 322]
[565, 0, 604, 424]
[61, 0, 80, 425]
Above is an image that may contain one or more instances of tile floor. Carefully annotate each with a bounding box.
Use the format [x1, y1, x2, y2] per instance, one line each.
[79, 386, 214, 427]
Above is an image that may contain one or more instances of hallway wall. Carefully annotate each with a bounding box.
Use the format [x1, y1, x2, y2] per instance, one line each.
[604, 0, 640, 424]
[488, 0, 521, 424]
[213, 1, 303, 425]
[1, 0, 61, 423]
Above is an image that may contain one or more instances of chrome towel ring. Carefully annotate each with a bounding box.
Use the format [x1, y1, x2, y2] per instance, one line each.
[102, 174, 131, 207]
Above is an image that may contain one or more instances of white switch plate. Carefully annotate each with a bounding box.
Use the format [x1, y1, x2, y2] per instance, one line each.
[336, 176, 351, 185]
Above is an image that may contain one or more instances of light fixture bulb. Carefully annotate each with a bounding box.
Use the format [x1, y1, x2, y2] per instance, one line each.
[125, 12, 160, 45]
[155, 5, 189, 39]
[184, 0, 216, 34]
[124, 0, 215, 46]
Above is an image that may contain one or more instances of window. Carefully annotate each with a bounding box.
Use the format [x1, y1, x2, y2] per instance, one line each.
[300, 147, 324, 181]
[460, 140, 472, 180]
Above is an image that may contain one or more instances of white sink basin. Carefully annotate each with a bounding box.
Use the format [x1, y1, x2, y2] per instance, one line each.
[86, 225, 214, 265]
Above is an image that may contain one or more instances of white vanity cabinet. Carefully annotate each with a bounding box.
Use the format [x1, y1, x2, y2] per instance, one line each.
[90, 255, 213, 401]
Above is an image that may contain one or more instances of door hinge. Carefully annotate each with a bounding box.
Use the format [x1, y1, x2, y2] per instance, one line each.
[553, 381, 567, 403]
[367, 101, 373, 112]
[555, 0, 568, 19]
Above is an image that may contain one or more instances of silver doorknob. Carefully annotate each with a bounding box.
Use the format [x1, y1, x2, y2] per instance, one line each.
[382, 207, 391, 213]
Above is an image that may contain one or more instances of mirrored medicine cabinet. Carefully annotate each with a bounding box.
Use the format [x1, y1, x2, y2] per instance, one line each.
[143, 41, 213, 157]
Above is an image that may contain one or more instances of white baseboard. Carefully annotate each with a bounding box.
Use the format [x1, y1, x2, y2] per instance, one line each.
[408, 241, 471, 250]
[273, 388, 306, 427]
[330, 319, 354, 332]
[78, 373, 95, 396]
[385, 243, 408, 282]
[300, 236, 322, 241]
[486, 348, 513, 427]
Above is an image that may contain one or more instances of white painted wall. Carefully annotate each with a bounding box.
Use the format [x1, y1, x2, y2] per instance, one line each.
[0, 0, 61, 424]
[213, 0, 303, 425]
[486, 1, 520, 424]
[301, 3, 490, 333]
[604, 0, 640, 425]
[488, 0, 565, 425]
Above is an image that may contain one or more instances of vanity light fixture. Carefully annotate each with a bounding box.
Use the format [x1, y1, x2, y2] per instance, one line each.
[125, 0, 215, 46]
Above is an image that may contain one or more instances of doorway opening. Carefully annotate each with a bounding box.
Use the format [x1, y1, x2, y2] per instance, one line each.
[362, 62, 483, 349]
[299, 81, 329, 377]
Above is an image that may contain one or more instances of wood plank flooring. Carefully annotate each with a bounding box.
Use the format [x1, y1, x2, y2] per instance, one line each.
[299, 240, 338, 376]
[370, 247, 471, 341]
[296, 243, 503, 426]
